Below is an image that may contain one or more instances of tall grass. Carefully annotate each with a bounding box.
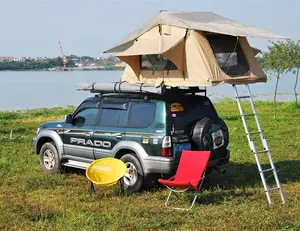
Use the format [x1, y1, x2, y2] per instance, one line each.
[0, 102, 299, 230]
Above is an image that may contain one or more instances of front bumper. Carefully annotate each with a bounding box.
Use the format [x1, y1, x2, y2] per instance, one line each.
[32, 137, 38, 153]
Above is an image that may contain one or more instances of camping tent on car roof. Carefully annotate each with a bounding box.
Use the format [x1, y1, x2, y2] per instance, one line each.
[104, 11, 285, 87]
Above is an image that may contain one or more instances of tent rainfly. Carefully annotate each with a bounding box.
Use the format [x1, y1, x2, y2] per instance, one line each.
[104, 11, 285, 87]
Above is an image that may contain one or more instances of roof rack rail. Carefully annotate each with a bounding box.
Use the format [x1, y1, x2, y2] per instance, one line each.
[76, 82, 206, 96]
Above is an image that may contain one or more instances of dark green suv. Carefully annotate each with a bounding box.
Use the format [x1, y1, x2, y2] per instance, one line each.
[33, 85, 229, 191]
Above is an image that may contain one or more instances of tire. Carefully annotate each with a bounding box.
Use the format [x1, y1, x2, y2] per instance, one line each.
[120, 153, 144, 192]
[39, 142, 61, 174]
[191, 117, 229, 159]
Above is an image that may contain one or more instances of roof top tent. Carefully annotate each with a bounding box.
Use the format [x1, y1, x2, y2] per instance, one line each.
[104, 10, 284, 87]
[102, 10, 286, 205]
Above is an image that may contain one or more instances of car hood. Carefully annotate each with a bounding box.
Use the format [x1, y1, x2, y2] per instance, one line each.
[39, 121, 65, 130]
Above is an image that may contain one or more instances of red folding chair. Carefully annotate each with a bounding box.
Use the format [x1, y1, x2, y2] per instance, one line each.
[158, 150, 211, 210]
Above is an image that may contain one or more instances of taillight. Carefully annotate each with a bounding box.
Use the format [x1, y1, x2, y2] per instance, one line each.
[162, 136, 172, 157]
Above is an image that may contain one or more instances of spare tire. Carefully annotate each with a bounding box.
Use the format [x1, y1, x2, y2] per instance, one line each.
[191, 117, 229, 160]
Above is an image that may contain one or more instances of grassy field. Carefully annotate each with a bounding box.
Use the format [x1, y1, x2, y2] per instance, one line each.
[0, 101, 299, 230]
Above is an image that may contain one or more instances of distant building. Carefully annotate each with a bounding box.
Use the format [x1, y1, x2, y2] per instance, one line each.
[0, 56, 14, 61]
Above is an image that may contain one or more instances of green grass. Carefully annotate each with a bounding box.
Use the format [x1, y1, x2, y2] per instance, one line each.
[0, 102, 300, 230]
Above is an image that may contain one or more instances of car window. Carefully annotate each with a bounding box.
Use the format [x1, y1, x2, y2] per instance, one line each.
[73, 101, 99, 126]
[128, 102, 156, 128]
[99, 109, 127, 127]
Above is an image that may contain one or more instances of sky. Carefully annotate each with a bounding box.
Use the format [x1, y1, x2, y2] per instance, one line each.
[0, 0, 299, 57]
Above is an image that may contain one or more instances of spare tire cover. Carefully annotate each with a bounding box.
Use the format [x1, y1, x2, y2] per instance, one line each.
[191, 117, 229, 159]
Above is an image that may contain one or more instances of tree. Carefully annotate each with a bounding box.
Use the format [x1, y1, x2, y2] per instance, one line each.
[263, 41, 290, 119]
[286, 40, 300, 104]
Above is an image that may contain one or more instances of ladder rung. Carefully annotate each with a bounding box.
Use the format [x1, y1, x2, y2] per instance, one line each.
[261, 168, 274, 173]
[266, 187, 280, 192]
[237, 95, 251, 99]
[249, 131, 261, 135]
[242, 113, 255, 117]
[256, 150, 268, 154]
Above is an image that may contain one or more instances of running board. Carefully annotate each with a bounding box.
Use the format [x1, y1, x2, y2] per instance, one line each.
[62, 160, 90, 170]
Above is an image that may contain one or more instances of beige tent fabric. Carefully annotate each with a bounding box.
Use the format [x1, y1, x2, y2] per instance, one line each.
[105, 11, 285, 53]
[117, 25, 186, 56]
[120, 29, 267, 86]
[111, 11, 276, 87]
[162, 38, 185, 71]
[118, 55, 140, 79]
[117, 25, 187, 77]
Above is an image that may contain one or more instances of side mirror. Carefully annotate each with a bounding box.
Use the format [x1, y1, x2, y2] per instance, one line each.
[64, 114, 72, 123]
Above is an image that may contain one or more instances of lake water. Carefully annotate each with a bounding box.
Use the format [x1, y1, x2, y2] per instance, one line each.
[0, 71, 298, 111]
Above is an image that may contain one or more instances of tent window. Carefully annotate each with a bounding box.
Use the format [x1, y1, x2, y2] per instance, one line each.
[206, 34, 250, 77]
[140, 55, 177, 71]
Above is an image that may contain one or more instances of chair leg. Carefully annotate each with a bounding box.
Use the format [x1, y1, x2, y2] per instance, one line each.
[89, 181, 96, 196]
[164, 173, 206, 211]
[165, 189, 174, 208]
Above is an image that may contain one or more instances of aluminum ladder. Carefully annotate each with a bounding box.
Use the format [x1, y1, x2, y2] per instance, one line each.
[232, 84, 285, 204]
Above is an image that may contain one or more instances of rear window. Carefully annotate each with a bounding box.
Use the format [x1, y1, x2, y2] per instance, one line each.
[169, 96, 218, 131]
[99, 109, 127, 127]
[128, 101, 156, 128]
[206, 34, 250, 77]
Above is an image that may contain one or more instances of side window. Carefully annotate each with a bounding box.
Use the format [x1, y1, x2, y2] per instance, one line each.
[128, 102, 156, 128]
[99, 109, 127, 127]
[73, 101, 99, 126]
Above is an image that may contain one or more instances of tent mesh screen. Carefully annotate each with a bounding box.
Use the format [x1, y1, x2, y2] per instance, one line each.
[206, 34, 250, 77]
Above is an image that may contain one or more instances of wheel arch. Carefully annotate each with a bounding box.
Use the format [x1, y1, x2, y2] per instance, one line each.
[36, 137, 54, 154]
[115, 148, 137, 159]
[35, 130, 64, 158]
[112, 141, 148, 174]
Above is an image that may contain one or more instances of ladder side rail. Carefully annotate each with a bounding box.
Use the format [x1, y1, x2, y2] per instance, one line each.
[261, 137, 286, 203]
[233, 85, 253, 149]
[251, 141, 273, 204]
[246, 84, 285, 204]
[246, 84, 265, 142]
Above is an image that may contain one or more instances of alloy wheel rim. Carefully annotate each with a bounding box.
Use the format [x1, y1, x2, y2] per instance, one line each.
[43, 149, 55, 170]
[123, 162, 138, 186]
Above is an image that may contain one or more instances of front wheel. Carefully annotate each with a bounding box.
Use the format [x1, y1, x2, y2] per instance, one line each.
[120, 154, 144, 192]
[39, 142, 61, 174]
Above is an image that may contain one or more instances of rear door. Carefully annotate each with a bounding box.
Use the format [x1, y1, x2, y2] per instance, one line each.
[93, 100, 128, 159]
[62, 100, 100, 162]
[168, 95, 218, 160]
[125, 100, 161, 156]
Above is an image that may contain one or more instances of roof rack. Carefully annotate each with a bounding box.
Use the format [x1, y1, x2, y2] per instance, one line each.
[76, 82, 206, 96]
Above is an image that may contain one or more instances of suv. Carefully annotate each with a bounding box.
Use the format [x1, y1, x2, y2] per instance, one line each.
[33, 86, 229, 191]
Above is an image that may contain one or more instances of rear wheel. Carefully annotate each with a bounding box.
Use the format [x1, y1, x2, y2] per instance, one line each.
[120, 154, 144, 192]
[39, 142, 61, 174]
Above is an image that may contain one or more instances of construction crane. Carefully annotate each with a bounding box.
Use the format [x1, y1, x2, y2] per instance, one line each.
[58, 41, 68, 70]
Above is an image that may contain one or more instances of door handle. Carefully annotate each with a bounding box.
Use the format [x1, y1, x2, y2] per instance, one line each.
[116, 134, 123, 139]
[85, 132, 93, 137]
